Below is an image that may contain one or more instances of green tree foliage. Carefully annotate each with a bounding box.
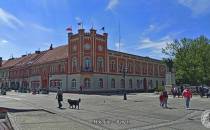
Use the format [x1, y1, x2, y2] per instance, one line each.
[162, 36, 210, 86]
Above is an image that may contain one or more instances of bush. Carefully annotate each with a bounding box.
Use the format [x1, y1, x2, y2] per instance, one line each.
[154, 86, 164, 92]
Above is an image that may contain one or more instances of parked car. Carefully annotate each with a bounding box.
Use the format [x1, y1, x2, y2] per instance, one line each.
[199, 86, 210, 98]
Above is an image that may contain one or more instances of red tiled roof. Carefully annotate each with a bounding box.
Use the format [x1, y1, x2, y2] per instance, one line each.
[1, 57, 24, 69]
[15, 53, 44, 67]
[34, 45, 68, 65]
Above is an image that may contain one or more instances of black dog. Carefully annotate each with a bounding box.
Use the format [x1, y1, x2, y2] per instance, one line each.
[67, 98, 81, 109]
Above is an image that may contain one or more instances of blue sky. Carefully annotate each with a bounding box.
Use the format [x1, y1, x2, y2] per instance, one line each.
[0, 0, 210, 60]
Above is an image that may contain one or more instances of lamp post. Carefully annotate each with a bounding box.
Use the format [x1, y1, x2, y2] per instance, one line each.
[123, 66, 128, 100]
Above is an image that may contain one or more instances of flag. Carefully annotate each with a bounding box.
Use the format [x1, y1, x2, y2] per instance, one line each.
[78, 22, 82, 26]
[101, 27, 105, 31]
[66, 26, 72, 32]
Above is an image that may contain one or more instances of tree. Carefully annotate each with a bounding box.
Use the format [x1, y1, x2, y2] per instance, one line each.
[162, 36, 210, 86]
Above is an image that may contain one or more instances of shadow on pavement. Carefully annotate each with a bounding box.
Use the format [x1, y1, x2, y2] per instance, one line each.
[0, 107, 56, 114]
[187, 108, 206, 111]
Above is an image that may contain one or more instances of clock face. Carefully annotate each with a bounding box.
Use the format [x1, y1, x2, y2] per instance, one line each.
[98, 45, 103, 51]
[84, 43, 91, 50]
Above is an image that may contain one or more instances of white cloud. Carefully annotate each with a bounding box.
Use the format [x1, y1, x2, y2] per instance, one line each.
[137, 35, 173, 59]
[106, 0, 119, 10]
[1, 39, 8, 44]
[31, 23, 53, 32]
[75, 17, 82, 23]
[141, 23, 169, 37]
[0, 39, 9, 47]
[138, 36, 172, 50]
[115, 42, 124, 51]
[177, 0, 210, 15]
[0, 8, 24, 29]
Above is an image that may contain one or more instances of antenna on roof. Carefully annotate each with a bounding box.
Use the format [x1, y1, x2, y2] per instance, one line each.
[91, 21, 94, 29]
[10, 54, 13, 58]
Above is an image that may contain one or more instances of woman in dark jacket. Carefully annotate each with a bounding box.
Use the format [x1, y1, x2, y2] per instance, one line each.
[162, 90, 168, 108]
[56, 87, 63, 108]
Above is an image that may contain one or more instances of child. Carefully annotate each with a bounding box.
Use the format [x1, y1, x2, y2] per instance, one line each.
[159, 92, 164, 107]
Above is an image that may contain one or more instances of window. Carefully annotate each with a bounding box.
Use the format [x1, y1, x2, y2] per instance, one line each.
[156, 80, 159, 88]
[111, 79, 115, 88]
[162, 80, 165, 86]
[31, 81, 40, 89]
[137, 80, 140, 88]
[98, 78, 103, 88]
[97, 57, 104, 72]
[111, 61, 115, 71]
[119, 63, 123, 72]
[61, 64, 65, 73]
[84, 57, 91, 71]
[72, 57, 77, 72]
[129, 79, 132, 88]
[50, 80, 62, 88]
[84, 78, 91, 88]
[140, 80, 143, 89]
[72, 79, 76, 89]
[149, 80, 153, 89]
[121, 79, 125, 88]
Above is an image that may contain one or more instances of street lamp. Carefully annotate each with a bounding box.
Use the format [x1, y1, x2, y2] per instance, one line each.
[123, 65, 128, 100]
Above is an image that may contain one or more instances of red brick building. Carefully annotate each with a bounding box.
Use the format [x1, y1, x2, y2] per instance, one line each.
[0, 28, 166, 92]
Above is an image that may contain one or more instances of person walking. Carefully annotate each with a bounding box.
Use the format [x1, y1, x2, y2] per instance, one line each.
[159, 92, 164, 107]
[182, 87, 192, 109]
[56, 87, 63, 108]
[80, 84, 83, 94]
[162, 90, 168, 108]
[177, 88, 181, 98]
[173, 87, 177, 98]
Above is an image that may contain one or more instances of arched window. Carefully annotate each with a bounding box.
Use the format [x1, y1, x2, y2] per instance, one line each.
[111, 79, 115, 88]
[84, 57, 91, 71]
[137, 80, 140, 88]
[140, 80, 143, 89]
[150, 80, 153, 89]
[97, 57, 104, 72]
[72, 57, 77, 72]
[129, 79, 132, 88]
[71, 79, 76, 89]
[121, 79, 125, 88]
[98, 78, 103, 88]
[84, 78, 91, 88]
[156, 80, 159, 88]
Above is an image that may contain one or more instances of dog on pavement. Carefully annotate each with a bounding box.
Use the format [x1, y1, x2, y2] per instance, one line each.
[67, 98, 81, 109]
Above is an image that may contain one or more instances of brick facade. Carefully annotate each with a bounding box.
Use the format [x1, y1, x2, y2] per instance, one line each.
[0, 28, 166, 92]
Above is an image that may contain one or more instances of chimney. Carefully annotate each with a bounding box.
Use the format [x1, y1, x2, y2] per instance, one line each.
[35, 50, 41, 54]
[90, 28, 96, 34]
[78, 29, 85, 35]
[22, 55, 27, 57]
[0, 57, 2, 67]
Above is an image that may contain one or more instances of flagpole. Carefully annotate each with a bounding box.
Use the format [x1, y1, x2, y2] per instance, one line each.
[118, 20, 121, 52]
